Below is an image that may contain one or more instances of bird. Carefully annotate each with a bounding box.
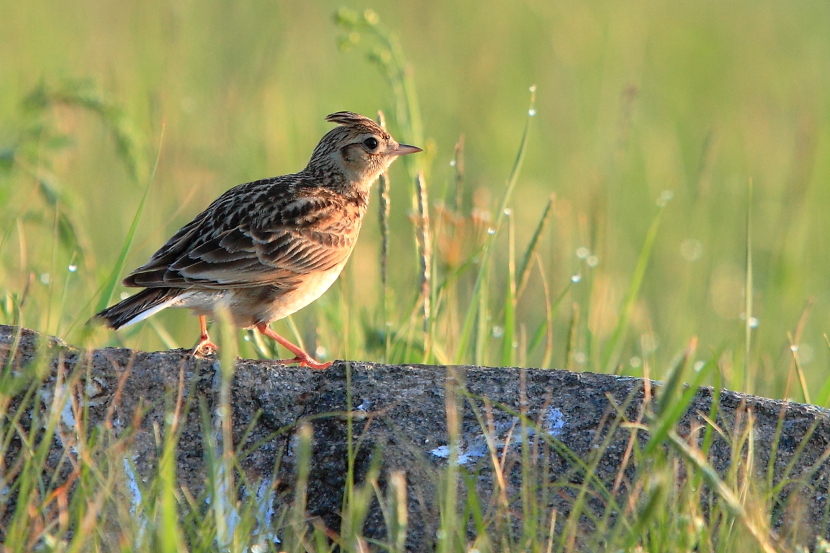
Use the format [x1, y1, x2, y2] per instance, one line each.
[93, 111, 422, 369]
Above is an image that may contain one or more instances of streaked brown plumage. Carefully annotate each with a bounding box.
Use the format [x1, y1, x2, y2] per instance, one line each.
[93, 111, 421, 369]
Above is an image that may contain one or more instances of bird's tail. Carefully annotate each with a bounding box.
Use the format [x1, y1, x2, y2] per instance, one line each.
[92, 288, 183, 330]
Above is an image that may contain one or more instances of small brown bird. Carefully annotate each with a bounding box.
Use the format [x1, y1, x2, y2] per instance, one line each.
[94, 112, 421, 369]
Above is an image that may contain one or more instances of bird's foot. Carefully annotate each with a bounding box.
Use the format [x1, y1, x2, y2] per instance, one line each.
[257, 323, 332, 369]
[192, 335, 219, 357]
[275, 355, 332, 370]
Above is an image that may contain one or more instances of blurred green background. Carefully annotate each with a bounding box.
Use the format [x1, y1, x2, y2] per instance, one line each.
[1, 0, 829, 400]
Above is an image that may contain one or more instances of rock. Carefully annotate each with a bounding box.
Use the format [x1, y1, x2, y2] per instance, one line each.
[1, 324, 829, 550]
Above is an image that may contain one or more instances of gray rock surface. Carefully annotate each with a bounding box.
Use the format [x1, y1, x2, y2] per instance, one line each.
[2, 324, 830, 550]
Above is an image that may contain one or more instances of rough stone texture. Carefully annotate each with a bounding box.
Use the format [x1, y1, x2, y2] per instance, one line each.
[2, 324, 830, 550]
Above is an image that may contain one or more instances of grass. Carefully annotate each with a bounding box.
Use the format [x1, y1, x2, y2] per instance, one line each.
[1, 0, 830, 550]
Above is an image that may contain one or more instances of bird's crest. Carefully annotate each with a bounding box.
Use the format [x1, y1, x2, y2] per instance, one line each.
[325, 111, 377, 127]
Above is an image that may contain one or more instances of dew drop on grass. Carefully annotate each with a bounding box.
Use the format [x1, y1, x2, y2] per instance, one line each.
[68, 264, 78, 273]
[39, 273, 50, 285]
[694, 361, 705, 372]
[503, 208, 511, 216]
[576, 247, 589, 259]
[315, 346, 327, 358]
[656, 189, 675, 207]
[363, 9, 379, 24]
[487, 228, 496, 235]
[640, 332, 659, 353]
[492, 326, 505, 338]
[449, 159, 456, 167]
[798, 344, 815, 363]
[528, 108, 536, 117]
[749, 317, 759, 328]
[571, 274, 582, 283]
[587, 255, 599, 268]
[680, 239, 703, 262]
[630, 356, 642, 368]
[574, 352, 587, 364]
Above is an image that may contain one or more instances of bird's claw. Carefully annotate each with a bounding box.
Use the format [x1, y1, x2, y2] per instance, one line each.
[192, 337, 219, 357]
[276, 355, 332, 370]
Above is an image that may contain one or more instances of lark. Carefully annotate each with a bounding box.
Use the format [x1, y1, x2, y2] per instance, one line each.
[93, 112, 421, 369]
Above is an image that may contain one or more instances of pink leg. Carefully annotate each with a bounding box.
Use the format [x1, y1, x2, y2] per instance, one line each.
[192, 315, 219, 355]
[256, 324, 332, 369]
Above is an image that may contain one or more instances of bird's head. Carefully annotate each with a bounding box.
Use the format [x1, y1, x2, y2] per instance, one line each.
[306, 112, 421, 192]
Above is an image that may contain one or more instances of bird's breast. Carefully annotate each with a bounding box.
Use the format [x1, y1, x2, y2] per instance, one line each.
[263, 262, 347, 321]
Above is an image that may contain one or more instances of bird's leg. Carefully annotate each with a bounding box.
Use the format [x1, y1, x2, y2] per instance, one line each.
[193, 315, 219, 356]
[256, 324, 332, 369]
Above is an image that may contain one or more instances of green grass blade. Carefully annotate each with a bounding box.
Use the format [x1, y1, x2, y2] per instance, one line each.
[603, 208, 663, 374]
[376, 111, 393, 361]
[455, 86, 536, 364]
[501, 212, 517, 367]
[666, 430, 778, 553]
[157, 416, 186, 553]
[93, 124, 165, 315]
[815, 334, 830, 406]
[516, 194, 554, 300]
[644, 339, 715, 456]
[743, 178, 754, 393]
[474, 268, 489, 366]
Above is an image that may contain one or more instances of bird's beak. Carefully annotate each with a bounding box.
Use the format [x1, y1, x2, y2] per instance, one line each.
[389, 143, 423, 156]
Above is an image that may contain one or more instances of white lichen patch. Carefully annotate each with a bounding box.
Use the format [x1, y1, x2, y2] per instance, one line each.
[544, 407, 566, 438]
[251, 478, 280, 547]
[122, 456, 148, 545]
[429, 407, 568, 465]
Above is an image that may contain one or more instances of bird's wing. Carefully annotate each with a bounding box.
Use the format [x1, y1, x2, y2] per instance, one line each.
[123, 179, 364, 290]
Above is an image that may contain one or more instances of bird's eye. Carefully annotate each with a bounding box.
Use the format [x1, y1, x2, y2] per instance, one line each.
[363, 137, 379, 151]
